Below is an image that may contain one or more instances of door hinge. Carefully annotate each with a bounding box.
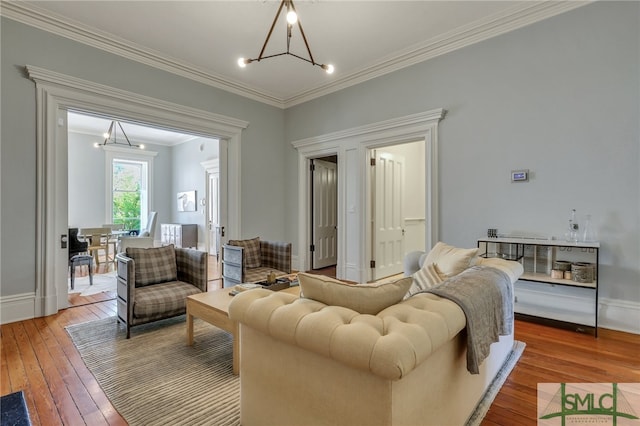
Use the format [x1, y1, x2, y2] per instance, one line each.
[370, 158, 376, 166]
[370, 260, 376, 268]
[310, 244, 315, 252]
[310, 163, 315, 172]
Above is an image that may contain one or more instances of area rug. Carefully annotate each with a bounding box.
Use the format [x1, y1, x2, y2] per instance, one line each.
[66, 316, 239, 426]
[0, 390, 32, 426]
[466, 340, 526, 426]
[68, 271, 117, 296]
[66, 316, 524, 426]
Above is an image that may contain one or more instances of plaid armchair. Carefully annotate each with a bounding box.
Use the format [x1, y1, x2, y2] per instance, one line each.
[222, 238, 291, 287]
[115, 245, 208, 338]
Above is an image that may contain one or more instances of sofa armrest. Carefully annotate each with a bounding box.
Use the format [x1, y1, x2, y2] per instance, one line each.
[175, 247, 208, 292]
[260, 241, 291, 274]
[403, 250, 426, 276]
[115, 253, 136, 322]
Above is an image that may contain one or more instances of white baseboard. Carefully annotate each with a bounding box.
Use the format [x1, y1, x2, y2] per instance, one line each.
[599, 297, 640, 334]
[1, 292, 36, 325]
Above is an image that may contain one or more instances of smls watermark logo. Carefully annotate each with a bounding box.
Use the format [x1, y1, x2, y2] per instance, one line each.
[538, 383, 640, 426]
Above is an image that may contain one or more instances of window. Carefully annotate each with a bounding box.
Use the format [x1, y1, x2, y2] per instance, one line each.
[112, 159, 147, 230]
[104, 146, 156, 232]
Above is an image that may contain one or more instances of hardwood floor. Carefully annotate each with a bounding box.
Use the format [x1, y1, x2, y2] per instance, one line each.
[2, 267, 638, 425]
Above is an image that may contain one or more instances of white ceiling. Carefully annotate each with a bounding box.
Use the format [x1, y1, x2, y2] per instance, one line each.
[67, 112, 203, 146]
[4, 1, 587, 108]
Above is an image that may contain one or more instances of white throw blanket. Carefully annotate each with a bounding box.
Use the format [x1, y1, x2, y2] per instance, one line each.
[418, 266, 513, 374]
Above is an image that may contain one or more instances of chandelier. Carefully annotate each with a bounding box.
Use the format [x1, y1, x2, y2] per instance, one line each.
[95, 120, 144, 149]
[237, 0, 334, 74]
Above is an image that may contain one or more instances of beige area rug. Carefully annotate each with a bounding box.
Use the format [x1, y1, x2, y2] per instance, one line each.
[66, 315, 524, 426]
[66, 316, 239, 426]
[68, 271, 117, 296]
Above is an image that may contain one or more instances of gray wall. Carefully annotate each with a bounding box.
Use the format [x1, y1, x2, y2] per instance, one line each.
[171, 136, 219, 247]
[284, 2, 639, 307]
[1, 17, 286, 297]
[1, 3, 638, 327]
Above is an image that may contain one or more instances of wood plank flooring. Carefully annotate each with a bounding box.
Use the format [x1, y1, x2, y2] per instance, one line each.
[2, 264, 638, 425]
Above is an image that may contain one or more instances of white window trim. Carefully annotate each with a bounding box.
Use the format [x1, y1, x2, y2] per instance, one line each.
[103, 145, 157, 228]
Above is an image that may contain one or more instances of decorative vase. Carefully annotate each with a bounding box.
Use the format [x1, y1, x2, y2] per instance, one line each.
[582, 214, 597, 242]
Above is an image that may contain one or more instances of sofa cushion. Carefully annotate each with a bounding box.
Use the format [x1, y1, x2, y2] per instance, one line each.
[229, 237, 261, 268]
[408, 262, 446, 296]
[126, 245, 177, 287]
[298, 273, 413, 315]
[424, 241, 478, 277]
[133, 280, 201, 320]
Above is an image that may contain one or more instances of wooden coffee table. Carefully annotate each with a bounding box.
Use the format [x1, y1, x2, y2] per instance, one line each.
[186, 285, 300, 374]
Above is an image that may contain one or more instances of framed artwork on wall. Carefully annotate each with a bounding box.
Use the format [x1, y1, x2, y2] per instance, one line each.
[177, 190, 196, 212]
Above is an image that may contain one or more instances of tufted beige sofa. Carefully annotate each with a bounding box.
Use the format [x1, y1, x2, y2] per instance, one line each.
[229, 257, 523, 426]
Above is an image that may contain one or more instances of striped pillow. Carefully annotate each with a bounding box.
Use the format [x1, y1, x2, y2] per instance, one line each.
[229, 237, 261, 268]
[408, 262, 446, 296]
[126, 245, 178, 287]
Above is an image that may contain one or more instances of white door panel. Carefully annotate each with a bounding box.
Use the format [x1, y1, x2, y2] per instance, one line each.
[312, 159, 338, 269]
[372, 151, 405, 280]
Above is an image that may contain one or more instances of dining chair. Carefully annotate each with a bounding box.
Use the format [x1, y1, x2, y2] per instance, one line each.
[80, 227, 111, 265]
[103, 223, 125, 262]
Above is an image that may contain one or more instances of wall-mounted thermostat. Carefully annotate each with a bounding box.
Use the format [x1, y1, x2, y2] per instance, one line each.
[511, 169, 529, 182]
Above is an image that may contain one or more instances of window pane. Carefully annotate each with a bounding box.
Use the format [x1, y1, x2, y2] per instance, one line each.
[113, 162, 142, 191]
[113, 160, 143, 230]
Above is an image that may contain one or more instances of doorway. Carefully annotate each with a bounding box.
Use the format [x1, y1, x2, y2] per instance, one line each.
[66, 111, 220, 303]
[29, 65, 248, 317]
[310, 156, 338, 273]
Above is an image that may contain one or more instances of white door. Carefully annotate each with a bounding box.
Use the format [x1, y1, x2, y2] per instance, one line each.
[372, 150, 405, 280]
[312, 159, 338, 269]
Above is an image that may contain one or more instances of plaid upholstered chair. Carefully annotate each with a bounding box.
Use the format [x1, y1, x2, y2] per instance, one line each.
[221, 238, 291, 287]
[115, 244, 208, 338]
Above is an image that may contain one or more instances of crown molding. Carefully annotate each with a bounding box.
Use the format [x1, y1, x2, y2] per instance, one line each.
[1, 1, 286, 108]
[283, 1, 591, 108]
[3, 1, 591, 109]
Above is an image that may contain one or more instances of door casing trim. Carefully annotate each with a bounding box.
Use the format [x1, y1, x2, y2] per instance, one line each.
[26, 65, 248, 318]
[292, 109, 445, 282]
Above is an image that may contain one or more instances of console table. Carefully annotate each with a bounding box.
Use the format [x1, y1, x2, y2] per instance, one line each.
[160, 223, 197, 248]
[478, 237, 600, 336]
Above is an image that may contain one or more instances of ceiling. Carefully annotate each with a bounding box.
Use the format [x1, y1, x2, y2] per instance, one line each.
[67, 112, 203, 146]
[4, 1, 587, 108]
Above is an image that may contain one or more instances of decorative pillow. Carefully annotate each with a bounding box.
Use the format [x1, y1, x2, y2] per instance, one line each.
[126, 245, 177, 287]
[408, 262, 446, 296]
[424, 241, 479, 277]
[228, 237, 261, 268]
[298, 273, 413, 315]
